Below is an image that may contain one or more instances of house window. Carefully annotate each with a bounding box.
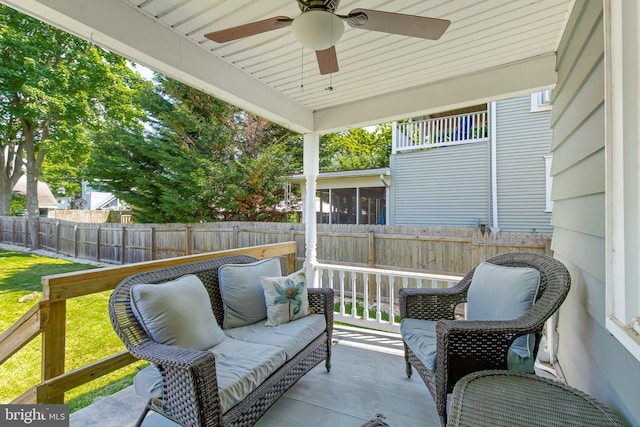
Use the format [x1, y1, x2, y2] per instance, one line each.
[330, 188, 357, 224]
[544, 155, 553, 212]
[530, 90, 552, 112]
[315, 187, 386, 225]
[604, 0, 640, 361]
[359, 187, 386, 225]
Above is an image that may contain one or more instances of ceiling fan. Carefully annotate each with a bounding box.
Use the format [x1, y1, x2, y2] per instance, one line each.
[204, 0, 450, 75]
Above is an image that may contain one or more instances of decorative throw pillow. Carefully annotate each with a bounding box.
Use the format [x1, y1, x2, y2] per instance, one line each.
[130, 274, 226, 350]
[218, 257, 282, 329]
[467, 262, 541, 359]
[260, 269, 310, 326]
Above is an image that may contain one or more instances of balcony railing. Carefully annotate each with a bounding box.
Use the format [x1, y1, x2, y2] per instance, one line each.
[395, 111, 489, 153]
[314, 262, 463, 333]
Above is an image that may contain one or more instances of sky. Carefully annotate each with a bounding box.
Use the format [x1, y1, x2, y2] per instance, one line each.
[132, 63, 154, 81]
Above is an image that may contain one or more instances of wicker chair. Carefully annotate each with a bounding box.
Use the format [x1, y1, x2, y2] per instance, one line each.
[399, 252, 571, 426]
[109, 255, 334, 427]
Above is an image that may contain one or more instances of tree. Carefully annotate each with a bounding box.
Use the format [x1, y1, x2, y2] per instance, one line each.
[87, 75, 301, 223]
[9, 193, 26, 216]
[0, 5, 146, 247]
[320, 124, 392, 172]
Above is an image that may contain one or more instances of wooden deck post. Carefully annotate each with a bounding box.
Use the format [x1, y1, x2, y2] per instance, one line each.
[120, 227, 126, 264]
[286, 246, 295, 275]
[73, 225, 79, 258]
[150, 227, 156, 261]
[288, 229, 296, 272]
[185, 226, 191, 255]
[96, 225, 101, 262]
[40, 299, 66, 403]
[545, 236, 553, 256]
[232, 226, 239, 249]
[55, 221, 60, 254]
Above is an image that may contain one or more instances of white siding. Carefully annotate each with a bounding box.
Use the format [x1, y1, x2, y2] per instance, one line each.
[392, 142, 490, 226]
[495, 96, 553, 233]
[552, 1, 640, 425]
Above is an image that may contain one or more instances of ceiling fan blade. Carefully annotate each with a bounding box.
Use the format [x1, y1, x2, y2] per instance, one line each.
[316, 46, 339, 75]
[204, 16, 292, 43]
[346, 9, 450, 40]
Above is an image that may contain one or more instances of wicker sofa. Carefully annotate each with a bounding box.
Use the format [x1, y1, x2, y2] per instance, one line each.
[109, 254, 334, 427]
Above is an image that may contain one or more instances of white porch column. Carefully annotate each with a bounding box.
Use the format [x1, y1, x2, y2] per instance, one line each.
[489, 101, 500, 234]
[303, 133, 320, 286]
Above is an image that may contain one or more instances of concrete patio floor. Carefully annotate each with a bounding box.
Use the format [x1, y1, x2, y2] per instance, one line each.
[70, 325, 439, 427]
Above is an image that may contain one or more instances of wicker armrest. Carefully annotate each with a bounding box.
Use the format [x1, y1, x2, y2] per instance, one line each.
[435, 318, 538, 392]
[132, 340, 211, 368]
[308, 288, 334, 331]
[133, 341, 222, 427]
[399, 287, 467, 321]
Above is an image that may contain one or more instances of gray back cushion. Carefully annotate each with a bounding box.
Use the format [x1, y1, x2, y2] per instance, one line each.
[218, 257, 282, 329]
[130, 274, 226, 350]
[467, 262, 541, 359]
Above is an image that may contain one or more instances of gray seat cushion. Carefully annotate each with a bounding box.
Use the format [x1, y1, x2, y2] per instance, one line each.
[224, 313, 326, 360]
[400, 318, 437, 370]
[400, 318, 535, 373]
[209, 337, 286, 412]
[134, 337, 287, 413]
[134, 365, 163, 399]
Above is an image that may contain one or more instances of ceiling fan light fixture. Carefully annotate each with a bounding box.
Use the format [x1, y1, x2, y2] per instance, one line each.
[291, 10, 344, 50]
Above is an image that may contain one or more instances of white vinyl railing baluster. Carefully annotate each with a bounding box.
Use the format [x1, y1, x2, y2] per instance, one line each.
[351, 271, 357, 319]
[453, 115, 459, 142]
[484, 111, 488, 137]
[363, 274, 370, 321]
[389, 276, 395, 325]
[376, 274, 382, 322]
[472, 112, 478, 140]
[339, 270, 346, 316]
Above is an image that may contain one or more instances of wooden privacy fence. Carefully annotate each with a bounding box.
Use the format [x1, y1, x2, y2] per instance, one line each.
[0, 242, 296, 405]
[0, 217, 551, 276]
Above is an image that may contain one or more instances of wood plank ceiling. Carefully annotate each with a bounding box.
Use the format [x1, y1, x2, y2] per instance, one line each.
[2, 0, 573, 133]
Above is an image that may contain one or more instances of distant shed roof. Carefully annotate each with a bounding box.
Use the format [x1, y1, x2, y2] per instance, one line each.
[13, 176, 58, 208]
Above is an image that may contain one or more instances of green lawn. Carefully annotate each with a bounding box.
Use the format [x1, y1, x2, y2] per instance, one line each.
[0, 249, 144, 412]
[334, 300, 401, 323]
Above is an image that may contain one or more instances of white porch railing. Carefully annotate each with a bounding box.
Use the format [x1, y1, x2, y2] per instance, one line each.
[314, 262, 463, 333]
[395, 111, 489, 153]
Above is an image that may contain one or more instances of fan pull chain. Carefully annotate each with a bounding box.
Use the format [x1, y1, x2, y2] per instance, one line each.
[325, 73, 333, 92]
[325, 14, 335, 92]
[300, 46, 304, 91]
